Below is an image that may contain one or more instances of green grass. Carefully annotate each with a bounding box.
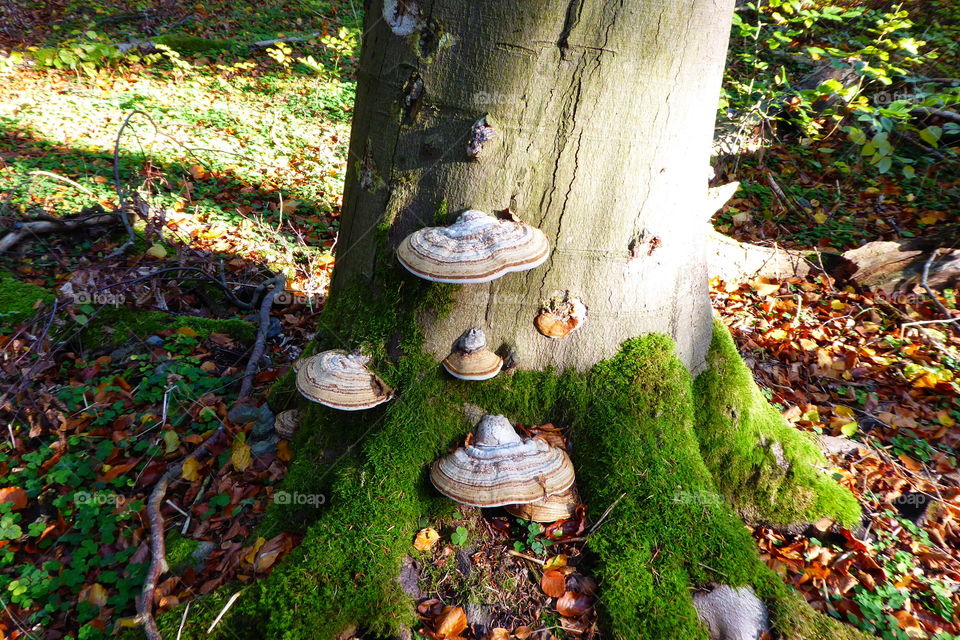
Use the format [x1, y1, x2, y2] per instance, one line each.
[0, 269, 54, 330]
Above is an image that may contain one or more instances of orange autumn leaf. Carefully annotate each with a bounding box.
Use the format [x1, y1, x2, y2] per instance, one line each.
[556, 591, 593, 618]
[541, 569, 566, 598]
[434, 606, 468, 639]
[0, 487, 28, 511]
[413, 528, 440, 551]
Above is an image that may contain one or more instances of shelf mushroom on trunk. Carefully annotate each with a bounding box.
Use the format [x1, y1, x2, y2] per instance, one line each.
[430, 414, 575, 509]
[396, 209, 550, 284]
[442, 328, 503, 381]
[295, 350, 393, 411]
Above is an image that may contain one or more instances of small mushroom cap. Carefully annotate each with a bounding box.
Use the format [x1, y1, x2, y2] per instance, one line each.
[397, 210, 550, 284]
[505, 486, 580, 523]
[443, 328, 503, 381]
[274, 409, 300, 439]
[430, 415, 575, 508]
[296, 350, 392, 411]
[442, 349, 503, 381]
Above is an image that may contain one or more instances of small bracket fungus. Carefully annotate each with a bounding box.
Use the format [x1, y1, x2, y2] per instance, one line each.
[534, 297, 587, 339]
[430, 414, 575, 508]
[383, 0, 422, 36]
[442, 328, 503, 381]
[466, 116, 495, 159]
[396, 210, 550, 284]
[504, 486, 580, 523]
[295, 350, 393, 411]
[274, 409, 300, 439]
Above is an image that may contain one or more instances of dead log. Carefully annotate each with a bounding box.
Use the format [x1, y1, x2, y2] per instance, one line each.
[706, 228, 815, 282]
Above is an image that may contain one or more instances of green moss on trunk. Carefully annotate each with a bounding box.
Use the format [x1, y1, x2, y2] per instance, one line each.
[143, 283, 869, 640]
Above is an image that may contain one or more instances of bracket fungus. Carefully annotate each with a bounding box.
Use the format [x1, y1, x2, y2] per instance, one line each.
[274, 409, 300, 439]
[442, 328, 503, 381]
[534, 297, 587, 340]
[430, 414, 575, 508]
[504, 486, 580, 523]
[295, 350, 393, 411]
[396, 210, 549, 284]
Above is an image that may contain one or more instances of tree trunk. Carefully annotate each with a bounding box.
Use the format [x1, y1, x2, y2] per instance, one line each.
[333, 0, 734, 373]
[146, 3, 871, 639]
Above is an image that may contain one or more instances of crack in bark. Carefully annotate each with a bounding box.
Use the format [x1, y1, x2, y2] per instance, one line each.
[558, 0, 585, 58]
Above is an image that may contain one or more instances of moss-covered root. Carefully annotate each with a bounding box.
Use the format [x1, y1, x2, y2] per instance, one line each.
[154, 357, 467, 639]
[693, 319, 860, 527]
[147, 330, 870, 640]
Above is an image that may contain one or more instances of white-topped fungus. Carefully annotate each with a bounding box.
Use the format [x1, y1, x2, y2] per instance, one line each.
[396, 210, 550, 284]
[295, 350, 392, 411]
[430, 414, 575, 508]
[442, 328, 503, 381]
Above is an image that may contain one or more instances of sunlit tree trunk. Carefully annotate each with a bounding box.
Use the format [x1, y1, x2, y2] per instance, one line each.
[333, 0, 735, 372]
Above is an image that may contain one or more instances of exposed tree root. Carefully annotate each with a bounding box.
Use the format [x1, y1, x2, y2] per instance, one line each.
[134, 284, 872, 640]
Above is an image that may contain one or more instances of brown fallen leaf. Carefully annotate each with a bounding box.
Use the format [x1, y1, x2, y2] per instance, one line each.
[485, 628, 511, 640]
[254, 534, 287, 572]
[513, 626, 532, 640]
[541, 569, 566, 598]
[78, 583, 108, 608]
[0, 486, 28, 511]
[556, 591, 593, 618]
[434, 605, 468, 639]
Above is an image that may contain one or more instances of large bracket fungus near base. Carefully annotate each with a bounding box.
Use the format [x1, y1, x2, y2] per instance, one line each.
[430, 414, 575, 508]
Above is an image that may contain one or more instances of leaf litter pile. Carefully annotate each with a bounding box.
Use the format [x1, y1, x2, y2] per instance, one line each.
[713, 271, 960, 639]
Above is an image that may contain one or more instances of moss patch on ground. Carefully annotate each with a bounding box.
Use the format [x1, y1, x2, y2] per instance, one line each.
[0, 270, 54, 330]
[693, 320, 861, 527]
[144, 279, 867, 640]
[73, 306, 256, 347]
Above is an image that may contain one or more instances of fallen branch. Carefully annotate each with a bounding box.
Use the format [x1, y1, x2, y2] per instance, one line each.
[27, 170, 94, 196]
[251, 32, 320, 47]
[238, 273, 286, 399]
[136, 424, 226, 640]
[111, 111, 152, 256]
[135, 273, 283, 638]
[911, 107, 960, 125]
[0, 207, 117, 253]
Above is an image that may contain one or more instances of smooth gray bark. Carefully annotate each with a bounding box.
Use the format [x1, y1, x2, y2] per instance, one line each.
[332, 0, 736, 373]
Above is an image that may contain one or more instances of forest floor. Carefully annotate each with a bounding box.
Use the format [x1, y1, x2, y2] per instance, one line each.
[0, 1, 958, 640]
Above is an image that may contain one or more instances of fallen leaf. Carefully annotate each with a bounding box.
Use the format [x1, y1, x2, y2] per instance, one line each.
[181, 456, 202, 481]
[556, 591, 593, 618]
[414, 528, 440, 551]
[78, 583, 108, 608]
[0, 487, 28, 511]
[541, 569, 566, 598]
[434, 606, 468, 639]
[231, 437, 252, 472]
[145, 243, 167, 259]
